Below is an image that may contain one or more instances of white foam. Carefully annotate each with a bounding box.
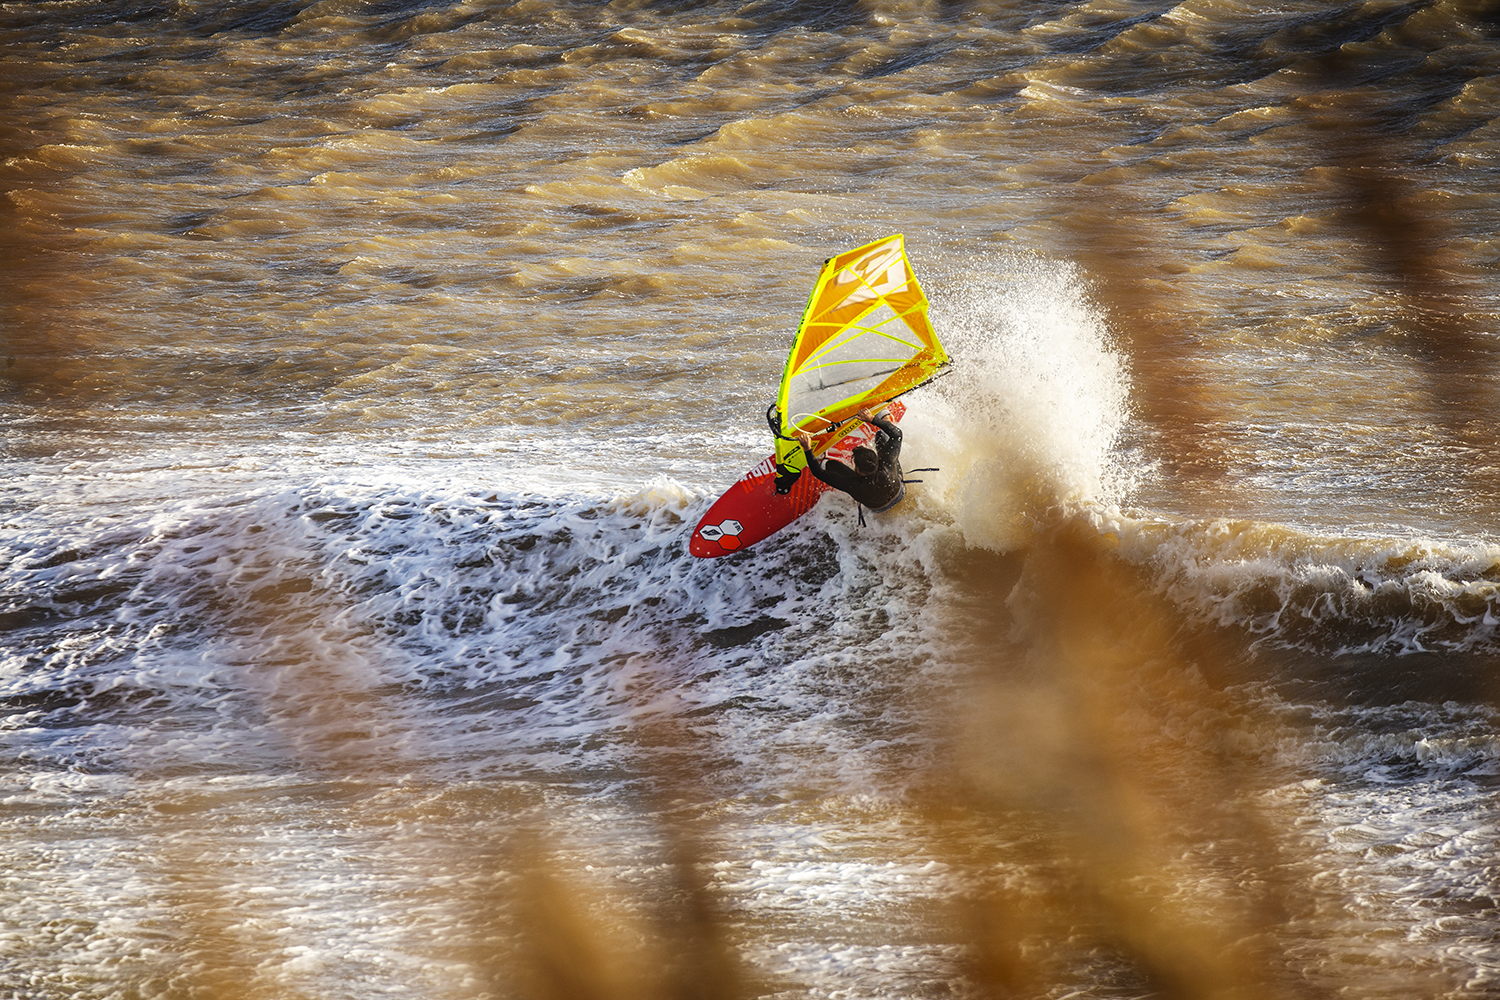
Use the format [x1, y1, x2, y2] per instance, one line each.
[1095, 509, 1500, 655]
[904, 255, 1132, 551]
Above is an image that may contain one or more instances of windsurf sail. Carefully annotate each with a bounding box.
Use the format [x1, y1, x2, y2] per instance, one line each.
[772, 234, 948, 481]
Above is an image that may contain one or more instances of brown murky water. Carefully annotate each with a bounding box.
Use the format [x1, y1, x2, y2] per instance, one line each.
[3, 2, 1499, 998]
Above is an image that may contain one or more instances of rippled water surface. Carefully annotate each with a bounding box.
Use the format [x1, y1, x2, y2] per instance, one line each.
[4, 1, 1500, 998]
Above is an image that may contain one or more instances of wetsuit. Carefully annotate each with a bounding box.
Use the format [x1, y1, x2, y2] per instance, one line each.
[800, 414, 904, 512]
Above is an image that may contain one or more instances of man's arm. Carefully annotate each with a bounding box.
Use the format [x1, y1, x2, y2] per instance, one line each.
[795, 430, 855, 489]
[796, 430, 828, 476]
[858, 407, 901, 448]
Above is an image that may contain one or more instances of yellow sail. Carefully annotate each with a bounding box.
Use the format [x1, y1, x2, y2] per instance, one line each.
[773, 234, 948, 476]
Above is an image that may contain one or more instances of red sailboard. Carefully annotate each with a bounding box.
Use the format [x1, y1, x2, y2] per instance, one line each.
[689, 402, 904, 558]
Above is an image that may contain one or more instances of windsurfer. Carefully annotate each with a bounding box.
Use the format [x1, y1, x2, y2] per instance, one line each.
[795, 408, 905, 513]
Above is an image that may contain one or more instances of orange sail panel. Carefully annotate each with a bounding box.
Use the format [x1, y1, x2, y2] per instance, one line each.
[774, 234, 947, 474]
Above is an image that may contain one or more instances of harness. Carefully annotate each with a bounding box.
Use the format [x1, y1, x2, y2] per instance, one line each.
[856, 468, 939, 525]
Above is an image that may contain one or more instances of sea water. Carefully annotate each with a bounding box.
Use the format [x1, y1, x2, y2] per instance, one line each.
[3, 2, 1499, 998]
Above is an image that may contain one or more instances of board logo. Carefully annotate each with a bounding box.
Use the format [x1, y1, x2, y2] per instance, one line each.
[698, 519, 745, 550]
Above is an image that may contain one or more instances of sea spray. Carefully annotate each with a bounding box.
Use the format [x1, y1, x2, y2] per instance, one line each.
[905, 255, 1132, 551]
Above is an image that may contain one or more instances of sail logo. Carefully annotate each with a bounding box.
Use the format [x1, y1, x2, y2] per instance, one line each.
[698, 519, 745, 550]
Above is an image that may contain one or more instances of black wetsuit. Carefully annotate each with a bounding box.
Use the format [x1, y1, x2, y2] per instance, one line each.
[800, 415, 904, 511]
